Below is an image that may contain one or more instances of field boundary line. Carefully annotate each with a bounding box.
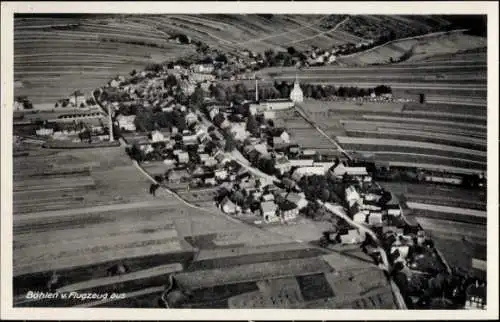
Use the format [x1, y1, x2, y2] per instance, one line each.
[339, 29, 470, 59]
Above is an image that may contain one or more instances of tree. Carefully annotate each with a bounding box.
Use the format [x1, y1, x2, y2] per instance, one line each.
[321, 188, 330, 201]
[215, 53, 228, 64]
[287, 46, 297, 56]
[176, 34, 190, 44]
[224, 134, 237, 152]
[213, 85, 227, 102]
[55, 102, 59, 108]
[22, 99, 34, 109]
[245, 114, 259, 136]
[165, 74, 178, 87]
[190, 86, 205, 110]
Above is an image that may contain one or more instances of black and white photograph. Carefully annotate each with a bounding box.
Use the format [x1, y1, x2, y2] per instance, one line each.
[1, 1, 498, 320]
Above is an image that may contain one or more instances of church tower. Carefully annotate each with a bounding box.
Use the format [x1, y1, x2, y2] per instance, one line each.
[290, 74, 304, 104]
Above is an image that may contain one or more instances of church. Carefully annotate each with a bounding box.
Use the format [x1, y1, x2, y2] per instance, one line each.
[289, 75, 304, 103]
[249, 74, 304, 115]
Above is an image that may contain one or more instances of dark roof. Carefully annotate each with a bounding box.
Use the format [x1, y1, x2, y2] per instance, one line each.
[278, 200, 298, 211]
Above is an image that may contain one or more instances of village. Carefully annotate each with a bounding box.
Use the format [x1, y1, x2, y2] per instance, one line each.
[16, 48, 487, 310]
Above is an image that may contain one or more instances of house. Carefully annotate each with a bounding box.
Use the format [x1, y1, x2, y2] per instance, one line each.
[390, 236, 411, 262]
[150, 130, 165, 143]
[176, 152, 190, 164]
[278, 200, 299, 222]
[214, 152, 231, 165]
[276, 130, 290, 143]
[209, 109, 219, 120]
[167, 169, 189, 183]
[182, 134, 198, 146]
[259, 201, 279, 223]
[191, 64, 215, 74]
[253, 143, 269, 156]
[288, 159, 315, 168]
[215, 169, 229, 181]
[262, 194, 275, 202]
[331, 162, 368, 179]
[291, 166, 326, 181]
[285, 192, 308, 210]
[230, 122, 250, 141]
[274, 156, 291, 175]
[185, 112, 198, 126]
[465, 281, 486, 310]
[339, 229, 366, 245]
[281, 178, 298, 192]
[199, 153, 210, 162]
[204, 157, 218, 168]
[116, 115, 136, 132]
[36, 128, 54, 136]
[69, 93, 86, 107]
[263, 111, 276, 120]
[140, 144, 154, 154]
[205, 177, 217, 186]
[110, 79, 120, 88]
[386, 203, 402, 217]
[345, 185, 362, 206]
[272, 137, 291, 150]
[313, 162, 335, 171]
[367, 212, 383, 226]
[351, 203, 367, 224]
[163, 159, 176, 169]
[221, 196, 238, 215]
[302, 149, 316, 158]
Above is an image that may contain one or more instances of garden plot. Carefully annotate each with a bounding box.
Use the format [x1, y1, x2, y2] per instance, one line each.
[354, 151, 485, 171]
[361, 115, 486, 131]
[337, 31, 486, 66]
[344, 127, 486, 151]
[338, 136, 486, 161]
[341, 120, 486, 139]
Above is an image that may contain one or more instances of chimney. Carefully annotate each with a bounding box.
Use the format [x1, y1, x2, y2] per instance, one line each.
[108, 106, 114, 142]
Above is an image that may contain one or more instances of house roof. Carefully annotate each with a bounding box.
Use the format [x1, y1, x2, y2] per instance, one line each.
[221, 196, 237, 209]
[261, 201, 277, 213]
[285, 192, 304, 204]
[278, 200, 298, 211]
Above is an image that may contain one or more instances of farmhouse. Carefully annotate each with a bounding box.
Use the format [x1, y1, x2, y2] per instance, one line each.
[259, 201, 279, 223]
[278, 200, 299, 222]
[340, 229, 366, 245]
[274, 156, 292, 175]
[176, 152, 190, 164]
[167, 169, 189, 183]
[190, 64, 215, 74]
[185, 112, 198, 126]
[150, 130, 165, 143]
[116, 115, 136, 132]
[36, 128, 54, 136]
[285, 192, 308, 210]
[221, 196, 238, 215]
[291, 166, 326, 181]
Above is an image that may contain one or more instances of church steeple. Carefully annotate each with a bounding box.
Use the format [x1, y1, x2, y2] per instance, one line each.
[290, 73, 303, 103]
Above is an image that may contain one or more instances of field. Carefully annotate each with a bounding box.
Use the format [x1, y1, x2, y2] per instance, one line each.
[296, 99, 487, 174]
[337, 30, 486, 66]
[14, 14, 475, 105]
[14, 143, 380, 308]
[14, 15, 198, 104]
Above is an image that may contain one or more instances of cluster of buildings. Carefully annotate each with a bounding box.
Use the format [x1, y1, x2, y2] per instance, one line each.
[88, 52, 486, 310]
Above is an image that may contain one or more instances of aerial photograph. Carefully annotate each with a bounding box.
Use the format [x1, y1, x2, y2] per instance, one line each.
[6, 8, 491, 312]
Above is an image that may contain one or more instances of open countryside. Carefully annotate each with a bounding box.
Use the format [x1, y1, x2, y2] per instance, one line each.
[10, 12, 490, 311]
